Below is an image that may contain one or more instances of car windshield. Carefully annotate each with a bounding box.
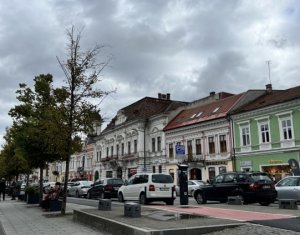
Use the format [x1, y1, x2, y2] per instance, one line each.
[250, 173, 272, 182]
[152, 174, 173, 183]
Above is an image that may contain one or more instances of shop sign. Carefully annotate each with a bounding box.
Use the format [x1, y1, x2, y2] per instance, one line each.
[267, 160, 283, 164]
[206, 161, 227, 166]
[240, 160, 252, 167]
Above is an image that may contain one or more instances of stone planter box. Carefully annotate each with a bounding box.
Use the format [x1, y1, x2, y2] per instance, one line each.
[26, 193, 39, 204]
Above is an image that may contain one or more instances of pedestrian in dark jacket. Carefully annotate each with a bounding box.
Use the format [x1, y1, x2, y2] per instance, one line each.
[0, 178, 6, 201]
[11, 181, 17, 200]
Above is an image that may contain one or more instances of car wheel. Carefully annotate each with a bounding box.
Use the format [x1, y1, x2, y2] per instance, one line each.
[259, 201, 271, 206]
[166, 199, 174, 205]
[118, 193, 124, 202]
[75, 191, 79, 198]
[139, 193, 148, 205]
[195, 191, 206, 204]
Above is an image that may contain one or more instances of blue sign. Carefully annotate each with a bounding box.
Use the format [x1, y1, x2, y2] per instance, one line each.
[176, 144, 185, 155]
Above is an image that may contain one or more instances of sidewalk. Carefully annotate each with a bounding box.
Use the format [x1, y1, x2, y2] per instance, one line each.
[0, 198, 110, 235]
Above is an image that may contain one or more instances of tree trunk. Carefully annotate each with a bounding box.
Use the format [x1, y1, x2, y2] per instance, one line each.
[39, 165, 44, 205]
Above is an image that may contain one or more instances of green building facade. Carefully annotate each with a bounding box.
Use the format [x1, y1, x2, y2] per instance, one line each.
[231, 86, 300, 182]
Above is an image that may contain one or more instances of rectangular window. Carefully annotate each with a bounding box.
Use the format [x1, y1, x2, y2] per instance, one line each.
[159, 165, 162, 173]
[127, 141, 131, 154]
[106, 147, 109, 157]
[241, 127, 250, 146]
[111, 146, 114, 157]
[116, 144, 119, 158]
[196, 139, 201, 155]
[121, 143, 124, 156]
[157, 137, 161, 151]
[219, 135, 227, 153]
[152, 166, 156, 173]
[260, 123, 270, 143]
[152, 138, 155, 152]
[169, 144, 174, 158]
[208, 136, 215, 154]
[96, 152, 99, 162]
[282, 119, 293, 140]
[187, 140, 193, 157]
[134, 139, 137, 153]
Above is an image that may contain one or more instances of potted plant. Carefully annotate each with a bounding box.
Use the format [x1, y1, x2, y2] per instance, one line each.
[25, 185, 39, 204]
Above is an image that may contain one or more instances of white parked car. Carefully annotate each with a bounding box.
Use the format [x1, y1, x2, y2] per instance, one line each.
[43, 182, 57, 193]
[67, 181, 93, 198]
[117, 173, 176, 205]
[176, 180, 207, 196]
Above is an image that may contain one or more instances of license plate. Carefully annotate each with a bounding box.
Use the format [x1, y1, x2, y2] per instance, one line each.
[160, 188, 169, 191]
[262, 185, 270, 189]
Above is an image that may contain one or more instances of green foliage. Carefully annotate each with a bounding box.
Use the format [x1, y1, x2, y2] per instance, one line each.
[25, 185, 39, 194]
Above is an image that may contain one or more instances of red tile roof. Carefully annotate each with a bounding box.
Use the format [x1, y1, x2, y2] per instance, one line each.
[164, 93, 244, 131]
[232, 85, 300, 113]
[103, 97, 188, 132]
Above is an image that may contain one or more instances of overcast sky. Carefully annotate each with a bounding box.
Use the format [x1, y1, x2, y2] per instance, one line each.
[1, 0, 299, 148]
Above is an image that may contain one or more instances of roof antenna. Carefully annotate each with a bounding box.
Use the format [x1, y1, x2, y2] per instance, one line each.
[266, 60, 272, 84]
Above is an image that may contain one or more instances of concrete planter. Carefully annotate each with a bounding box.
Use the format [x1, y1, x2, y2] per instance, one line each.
[26, 193, 39, 204]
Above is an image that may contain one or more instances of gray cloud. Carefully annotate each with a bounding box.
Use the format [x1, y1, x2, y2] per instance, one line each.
[1, 0, 300, 147]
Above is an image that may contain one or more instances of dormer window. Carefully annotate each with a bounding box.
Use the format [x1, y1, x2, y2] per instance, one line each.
[190, 113, 197, 119]
[196, 112, 203, 117]
[213, 107, 220, 113]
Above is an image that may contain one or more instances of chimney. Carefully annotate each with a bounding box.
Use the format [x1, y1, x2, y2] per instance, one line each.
[167, 93, 170, 100]
[266, 84, 272, 93]
[209, 91, 215, 96]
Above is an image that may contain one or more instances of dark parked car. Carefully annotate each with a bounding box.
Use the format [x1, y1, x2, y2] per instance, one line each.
[193, 172, 277, 206]
[87, 178, 124, 199]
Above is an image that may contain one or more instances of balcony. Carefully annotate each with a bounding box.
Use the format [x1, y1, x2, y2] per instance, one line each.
[186, 155, 205, 162]
[121, 153, 138, 161]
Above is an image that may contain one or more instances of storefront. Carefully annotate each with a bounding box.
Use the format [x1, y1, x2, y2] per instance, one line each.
[236, 152, 299, 182]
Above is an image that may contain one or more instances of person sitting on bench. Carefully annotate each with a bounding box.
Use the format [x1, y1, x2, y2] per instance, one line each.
[41, 182, 61, 211]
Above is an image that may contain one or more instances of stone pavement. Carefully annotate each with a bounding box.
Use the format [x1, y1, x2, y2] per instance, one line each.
[0, 198, 110, 235]
[1, 197, 300, 235]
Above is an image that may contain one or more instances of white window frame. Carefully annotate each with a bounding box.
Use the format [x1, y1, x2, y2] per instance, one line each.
[256, 118, 271, 150]
[238, 121, 251, 152]
[276, 112, 295, 148]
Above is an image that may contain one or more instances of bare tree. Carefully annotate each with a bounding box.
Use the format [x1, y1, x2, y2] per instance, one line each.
[56, 26, 114, 214]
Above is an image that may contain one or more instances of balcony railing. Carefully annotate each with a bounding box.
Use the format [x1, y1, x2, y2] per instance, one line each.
[184, 154, 205, 162]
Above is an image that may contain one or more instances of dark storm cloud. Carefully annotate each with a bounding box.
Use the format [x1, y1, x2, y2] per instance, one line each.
[1, 0, 300, 147]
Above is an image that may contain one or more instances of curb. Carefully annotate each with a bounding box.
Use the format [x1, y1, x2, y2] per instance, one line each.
[73, 209, 245, 235]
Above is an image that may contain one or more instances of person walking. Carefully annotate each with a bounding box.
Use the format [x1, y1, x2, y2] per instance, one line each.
[11, 181, 17, 200]
[0, 178, 6, 201]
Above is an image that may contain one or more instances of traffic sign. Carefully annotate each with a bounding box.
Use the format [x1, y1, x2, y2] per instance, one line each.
[176, 144, 185, 155]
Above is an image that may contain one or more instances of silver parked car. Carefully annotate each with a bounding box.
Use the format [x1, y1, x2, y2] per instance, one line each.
[176, 180, 207, 196]
[275, 176, 300, 201]
[67, 181, 93, 198]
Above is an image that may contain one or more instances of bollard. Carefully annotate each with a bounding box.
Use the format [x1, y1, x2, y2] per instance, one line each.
[98, 199, 112, 211]
[227, 196, 243, 205]
[124, 202, 141, 217]
[279, 199, 298, 210]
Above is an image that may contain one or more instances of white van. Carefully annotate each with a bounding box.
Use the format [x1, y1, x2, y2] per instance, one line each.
[118, 173, 176, 205]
